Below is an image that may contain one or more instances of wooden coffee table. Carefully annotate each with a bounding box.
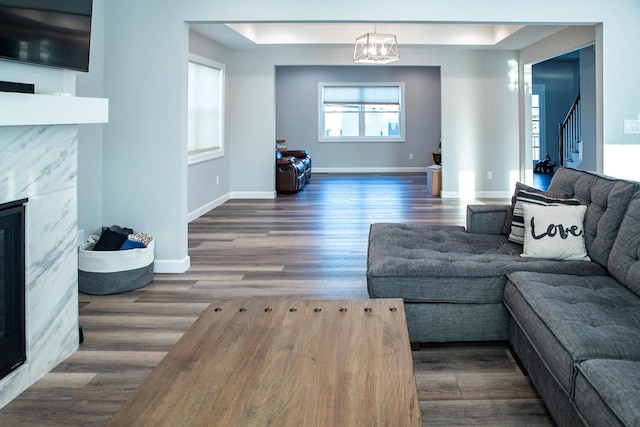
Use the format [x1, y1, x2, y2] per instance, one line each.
[107, 298, 421, 426]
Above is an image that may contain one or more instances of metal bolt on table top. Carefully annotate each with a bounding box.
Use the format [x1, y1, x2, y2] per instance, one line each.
[214, 304, 397, 314]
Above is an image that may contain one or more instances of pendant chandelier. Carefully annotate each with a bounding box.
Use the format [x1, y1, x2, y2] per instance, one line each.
[353, 26, 400, 64]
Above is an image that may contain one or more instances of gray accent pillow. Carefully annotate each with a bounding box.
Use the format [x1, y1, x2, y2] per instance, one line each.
[508, 189, 581, 244]
[501, 182, 569, 235]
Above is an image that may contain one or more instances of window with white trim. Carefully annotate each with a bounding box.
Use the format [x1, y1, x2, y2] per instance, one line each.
[319, 83, 404, 142]
[188, 54, 225, 163]
[532, 85, 546, 162]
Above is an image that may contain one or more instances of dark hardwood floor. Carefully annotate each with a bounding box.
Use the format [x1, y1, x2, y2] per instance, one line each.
[0, 173, 554, 426]
[533, 171, 554, 191]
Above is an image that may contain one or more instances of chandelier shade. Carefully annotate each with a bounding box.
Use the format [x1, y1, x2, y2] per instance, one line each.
[353, 30, 400, 64]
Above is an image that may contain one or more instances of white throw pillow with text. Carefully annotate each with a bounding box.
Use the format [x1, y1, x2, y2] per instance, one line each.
[521, 204, 590, 261]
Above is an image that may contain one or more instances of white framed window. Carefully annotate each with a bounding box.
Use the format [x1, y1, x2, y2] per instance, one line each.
[318, 82, 405, 142]
[532, 84, 546, 162]
[188, 54, 225, 164]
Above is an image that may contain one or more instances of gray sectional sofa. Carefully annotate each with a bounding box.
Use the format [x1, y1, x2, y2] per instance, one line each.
[367, 167, 640, 426]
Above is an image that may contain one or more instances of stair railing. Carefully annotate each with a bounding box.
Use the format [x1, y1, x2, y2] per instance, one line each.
[559, 94, 582, 168]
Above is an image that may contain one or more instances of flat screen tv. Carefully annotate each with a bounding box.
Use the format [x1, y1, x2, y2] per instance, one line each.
[0, 0, 93, 72]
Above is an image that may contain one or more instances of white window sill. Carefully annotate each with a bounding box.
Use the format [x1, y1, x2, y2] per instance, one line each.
[188, 149, 224, 165]
[318, 137, 405, 143]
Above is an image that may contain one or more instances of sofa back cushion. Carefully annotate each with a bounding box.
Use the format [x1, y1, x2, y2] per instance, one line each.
[608, 190, 640, 294]
[547, 167, 638, 268]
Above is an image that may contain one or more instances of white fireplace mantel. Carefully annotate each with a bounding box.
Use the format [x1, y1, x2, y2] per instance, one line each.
[0, 92, 108, 126]
[0, 91, 108, 409]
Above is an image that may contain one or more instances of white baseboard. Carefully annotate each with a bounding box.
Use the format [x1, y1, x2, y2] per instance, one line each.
[474, 191, 512, 199]
[440, 191, 511, 199]
[313, 167, 427, 174]
[188, 193, 231, 223]
[154, 256, 190, 274]
[230, 191, 276, 199]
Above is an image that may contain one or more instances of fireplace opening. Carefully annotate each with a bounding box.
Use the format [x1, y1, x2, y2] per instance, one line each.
[0, 198, 27, 381]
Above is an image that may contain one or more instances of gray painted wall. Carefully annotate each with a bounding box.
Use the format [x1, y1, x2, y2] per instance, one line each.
[187, 31, 233, 219]
[275, 66, 441, 171]
[94, 0, 640, 271]
[2, 3, 638, 288]
[76, 0, 105, 242]
[102, 2, 189, 272]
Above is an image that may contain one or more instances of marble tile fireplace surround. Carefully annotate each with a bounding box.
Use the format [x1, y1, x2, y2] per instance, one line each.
[0, 93, 108, 408]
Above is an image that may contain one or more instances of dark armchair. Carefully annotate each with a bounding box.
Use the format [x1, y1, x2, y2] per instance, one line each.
[276, 149, 311, 193]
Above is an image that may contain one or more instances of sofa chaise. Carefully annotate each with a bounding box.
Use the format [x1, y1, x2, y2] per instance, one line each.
[367, 167, 640, 426]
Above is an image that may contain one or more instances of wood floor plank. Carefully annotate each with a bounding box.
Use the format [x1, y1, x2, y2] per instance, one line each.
[78, 302, 210, 316]
[416, 372, 541, 401]
[0, 400, 122, 427]
[78, 331, 185, 352]
[420, 399, 554, 426]
[15, 373, 97, 401]
[79, 315, 198, 329]
[52, 351, 167, 374]
[412, 345, 520, 373]
[0, 173, 553, 426]
[73, 374, 148, 403]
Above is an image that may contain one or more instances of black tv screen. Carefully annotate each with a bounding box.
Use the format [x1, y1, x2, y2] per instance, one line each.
[0, 0, 92, 72]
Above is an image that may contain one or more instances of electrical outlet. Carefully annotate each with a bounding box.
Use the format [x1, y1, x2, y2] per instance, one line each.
[409, 153, 414, 160]
[624, 120, 640, 134]
[216, 176, 220, 185]
[487, 171, 493, 180]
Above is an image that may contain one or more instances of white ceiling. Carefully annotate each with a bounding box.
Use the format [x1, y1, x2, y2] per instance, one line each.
[189, 22, 575, 51]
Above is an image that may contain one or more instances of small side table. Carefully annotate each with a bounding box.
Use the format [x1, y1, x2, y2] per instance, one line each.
[427, 167, 442, 197]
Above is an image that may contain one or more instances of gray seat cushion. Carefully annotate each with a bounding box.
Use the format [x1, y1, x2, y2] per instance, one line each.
[504, 271, 640, 397]
[404, 302, 509, 342]
[367, 223, 608, 303]
[547, 167, 639, 268]
[575, 359, 640, 427]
